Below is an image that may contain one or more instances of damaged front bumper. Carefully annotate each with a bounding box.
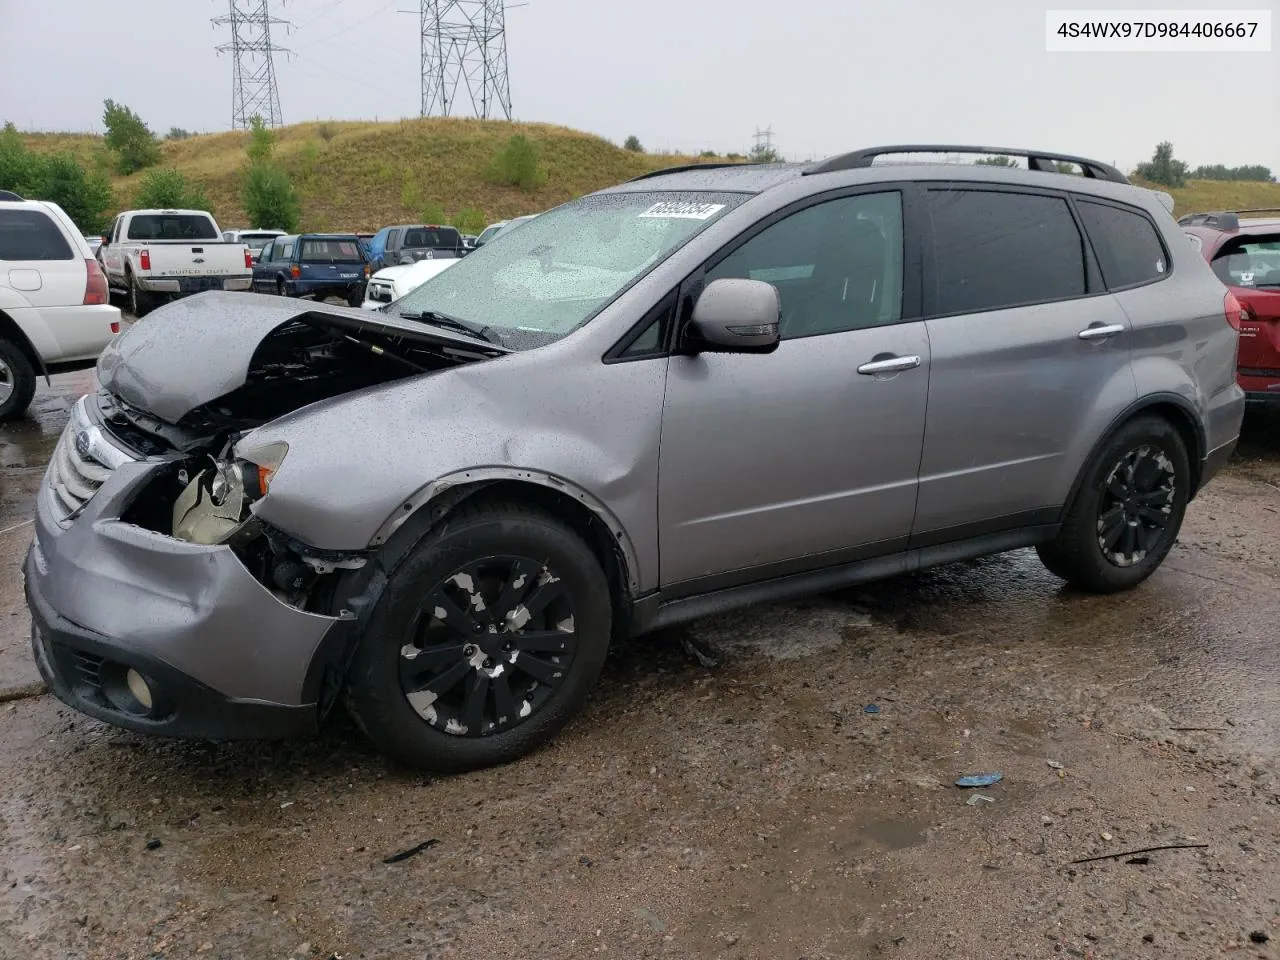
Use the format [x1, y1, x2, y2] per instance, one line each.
[24, 399, 344, 739]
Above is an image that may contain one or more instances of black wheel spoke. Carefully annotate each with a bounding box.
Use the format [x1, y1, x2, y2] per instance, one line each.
[1137, 505, 1169, 527]
[1132, 457, 1163, 492]
[423, 659, 472, 697]
[515, 652, 564, 685]
[512, 629, 576, 654]
[520, 578, 567, 619]
[1137, 488, 1171, 506]
[400, 643, 465, 688]
[1133, 521, 1150, 553]
[1099, 507, 1127, 551]
[492, 558, 542, 623]
[1106, 477, 1130, 501]
[462, 672, 488, 734]
[1120, 523, 1137, 558]
[492, 670, 516, 726]
[430, 591, 481, 637]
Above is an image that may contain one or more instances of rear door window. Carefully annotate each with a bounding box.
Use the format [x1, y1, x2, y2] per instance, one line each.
[1077, 200, 1168, 289]
[403, 227, 461, 248]
[925, 189, 1086, 315]
[0, 209, 74, 261]
[126, 214, 219, 241]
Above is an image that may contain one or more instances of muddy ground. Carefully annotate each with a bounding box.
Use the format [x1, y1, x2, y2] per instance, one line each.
[2, 373, 1279, 960]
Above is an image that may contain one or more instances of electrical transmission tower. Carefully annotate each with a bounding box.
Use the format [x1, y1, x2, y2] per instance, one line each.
[418, 1, 512, 120]
[213, 1, 291, 129]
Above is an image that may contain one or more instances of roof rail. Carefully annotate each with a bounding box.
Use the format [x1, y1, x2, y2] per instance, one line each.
[803, 145, 1129, 184]
[0, 189, 24, 201]
[626, 161, 762, 182]
[1177, 207, 1280, 232]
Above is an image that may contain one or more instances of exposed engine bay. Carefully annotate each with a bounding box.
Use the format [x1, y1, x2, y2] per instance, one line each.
[103, 310, 504, 610]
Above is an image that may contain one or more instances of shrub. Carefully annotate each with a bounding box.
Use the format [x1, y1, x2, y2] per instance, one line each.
[699, 150, 718, 158]
[450, 207, 487, 234]
[243, 163, 300, 232]
[246, 115, 274, 165]
[623, 135, 643, 152]
[419, 202, 446, 225]
[102, 99, 160, 175]
[487, 134, 548, 192]
[133, 168, 210, 211]
[166, 127, 194, 141]
[0, 123, 113, 232]
[317, 122, 337, 142]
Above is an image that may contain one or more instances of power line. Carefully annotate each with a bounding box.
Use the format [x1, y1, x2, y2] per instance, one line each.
[415, 0, 512, 120]
[213, 1, 292, 129]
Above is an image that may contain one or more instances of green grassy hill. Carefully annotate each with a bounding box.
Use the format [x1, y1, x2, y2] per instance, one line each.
[21, 121, 1280, 232]
[22, 119, 708, 232]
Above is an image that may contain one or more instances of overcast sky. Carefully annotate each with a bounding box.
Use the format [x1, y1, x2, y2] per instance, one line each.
[1, 0, 1276, 173]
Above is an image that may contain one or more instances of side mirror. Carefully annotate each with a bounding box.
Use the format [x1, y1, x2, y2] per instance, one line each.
[686, 278, 781, 354]
[100, 235, 110, 247]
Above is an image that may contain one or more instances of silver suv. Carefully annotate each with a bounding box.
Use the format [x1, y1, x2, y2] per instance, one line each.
[25, 145, 1245, 771]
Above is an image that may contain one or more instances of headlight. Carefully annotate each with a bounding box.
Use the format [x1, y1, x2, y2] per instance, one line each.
[234, 440, 289, 494]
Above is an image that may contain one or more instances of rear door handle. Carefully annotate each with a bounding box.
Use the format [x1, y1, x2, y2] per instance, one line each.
[1077, 323, 1125, 341]
[857, 354, 921, 375]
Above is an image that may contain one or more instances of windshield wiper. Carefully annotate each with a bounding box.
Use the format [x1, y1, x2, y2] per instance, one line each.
[398, 309, 503, 345]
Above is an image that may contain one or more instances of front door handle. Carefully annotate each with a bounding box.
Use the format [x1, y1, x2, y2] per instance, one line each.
[857, 354, 921, 375]
[1077, 323, 1125, 341]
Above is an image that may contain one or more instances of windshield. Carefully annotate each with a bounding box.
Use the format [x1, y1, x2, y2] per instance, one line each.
[1213, 235, 1280, 289]
[300, 238, 365, 262]
[403, 227, 460, 248]
[393, 191, 744, 348]
[127, 214, 218, 241]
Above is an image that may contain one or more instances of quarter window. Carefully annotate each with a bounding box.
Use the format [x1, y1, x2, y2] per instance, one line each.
[707, 192, 904, 338]
[1077, 200, 1168, 289]
[927, 189, 1086, 315]
[0, 209, 74, 261]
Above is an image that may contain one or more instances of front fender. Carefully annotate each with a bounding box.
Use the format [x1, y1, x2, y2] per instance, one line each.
[245, 347, 667, 592]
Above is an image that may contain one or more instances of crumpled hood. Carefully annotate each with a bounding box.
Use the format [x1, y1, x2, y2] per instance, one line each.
[97, 290, 492, 424]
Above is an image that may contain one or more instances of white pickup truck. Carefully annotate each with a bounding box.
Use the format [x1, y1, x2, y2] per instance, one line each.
[99, 209, 253, 317]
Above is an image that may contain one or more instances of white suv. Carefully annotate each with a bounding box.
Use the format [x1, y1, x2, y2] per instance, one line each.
[0, 195, 121, 419]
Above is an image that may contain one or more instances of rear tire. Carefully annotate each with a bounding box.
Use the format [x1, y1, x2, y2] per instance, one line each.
[0, 338, 37, 421]
[1037, 416, 1190, 593]
[346, 286, 364, 308]
[127, 272, 152, 319]
[345, 501, 612, 772]
[276, 279, 288, 298]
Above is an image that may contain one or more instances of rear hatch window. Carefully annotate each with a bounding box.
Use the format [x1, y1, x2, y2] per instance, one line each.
[1211, 235, 1280, 290]
[402, 227, 461, 248]
[127, 214, 219, 241]
[300, 239, 365, 262]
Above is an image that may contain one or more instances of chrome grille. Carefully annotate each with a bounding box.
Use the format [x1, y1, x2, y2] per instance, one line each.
[43, 395, 135, 526]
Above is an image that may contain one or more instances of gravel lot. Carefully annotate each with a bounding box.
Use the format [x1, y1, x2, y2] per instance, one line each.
[3, 374, 1279, 960]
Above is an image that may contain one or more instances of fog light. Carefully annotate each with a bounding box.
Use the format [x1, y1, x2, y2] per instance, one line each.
[126, 668, 153, 710]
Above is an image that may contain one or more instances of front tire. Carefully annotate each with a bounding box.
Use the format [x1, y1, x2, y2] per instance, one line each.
[345, 501, 612, 772]
[1037, 416, 1190, 593]
[0, 338, 37, 421]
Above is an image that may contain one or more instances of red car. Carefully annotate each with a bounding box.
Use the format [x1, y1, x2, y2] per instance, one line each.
[1182, 208, 1280, 404]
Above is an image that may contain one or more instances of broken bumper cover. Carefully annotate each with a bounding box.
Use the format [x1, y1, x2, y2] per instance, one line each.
[24, 445, 341, 740]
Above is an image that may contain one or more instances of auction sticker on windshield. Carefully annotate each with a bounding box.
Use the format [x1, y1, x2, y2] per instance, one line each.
[639, 201, 726, 220]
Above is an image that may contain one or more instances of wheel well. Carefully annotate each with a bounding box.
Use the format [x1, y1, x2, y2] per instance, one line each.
[0, 309, 43, 373]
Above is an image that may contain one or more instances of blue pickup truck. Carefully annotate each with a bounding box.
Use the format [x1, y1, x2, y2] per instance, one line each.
[251, 233, 371, 306]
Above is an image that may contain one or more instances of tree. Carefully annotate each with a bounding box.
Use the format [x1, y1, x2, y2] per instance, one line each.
[1191, 163, 1274, 182]
[133, 168, 209, 211]
[450, 207, 487, 234]
[241, 115, 300, 231]
[1134, 141, 1189, 188]
[975, 155, 1017, 166]
[243, 164, 300, 231]
[623, 135, 643, 152]
[487, 135, 548, 192]
[748, 141, 782, 163]
[165, 127, 194, 141]
[0, 123, 113, 232]
[102, 99, 160, 175]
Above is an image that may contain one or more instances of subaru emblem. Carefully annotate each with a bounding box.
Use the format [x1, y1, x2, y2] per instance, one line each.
[74, 431, 91, 460]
